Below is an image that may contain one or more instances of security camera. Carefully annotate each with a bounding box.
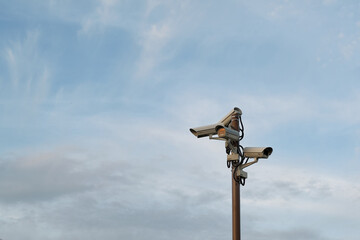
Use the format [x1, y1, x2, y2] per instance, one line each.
[189, 107, 242, 140]
[243, 147, 273, 159]
[240, 147, 273, 170]
[190, 124, 239, 141]
[190, 123, 223, 138]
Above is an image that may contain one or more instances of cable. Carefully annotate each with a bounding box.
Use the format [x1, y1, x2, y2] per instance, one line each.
[239, 115, 245, 141]
[238, 115, 246, 186]
[227, 160, 231, 168]
[238, 144, 245, 165]
[232, 163, 241, 184]
[240, 177, 246, 186]
[229, 114, 247, 186]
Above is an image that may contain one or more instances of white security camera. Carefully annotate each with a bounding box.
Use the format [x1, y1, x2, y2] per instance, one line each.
[189, 123, 223, 138]
[189, 107, 242, 141]
[243, 147, 273, 159]
[190, 124, 239, 141]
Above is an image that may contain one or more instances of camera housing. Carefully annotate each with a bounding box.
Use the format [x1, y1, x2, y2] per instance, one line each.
[189, 107, 242, 140]
[243, 147, 273, 159]
[189, 124, 223, 138]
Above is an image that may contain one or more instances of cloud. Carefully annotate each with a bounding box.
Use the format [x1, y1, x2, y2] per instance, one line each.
[240, 163, 360, 239]
[322, 0, 337, 6]
[168, 89, 360, 141]
[133, 0, 196, 80]
[77, 0, 146, 35]
[0, 138, 231, 239]
[1, 141, 358, 239]
[76, 0, 182, 80]
[2, 30, 51, 108]
[0, 99, 358, 239]
[0, 30, 56, 153]
[340, 39, 359, 60]
[78, 0, 120, 34]
[135, 22, 173, 79]
[0, 146, 110, 203]
[247, 227, 331, 240]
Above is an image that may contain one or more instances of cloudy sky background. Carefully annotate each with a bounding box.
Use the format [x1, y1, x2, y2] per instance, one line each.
[1, 0, 360, 239]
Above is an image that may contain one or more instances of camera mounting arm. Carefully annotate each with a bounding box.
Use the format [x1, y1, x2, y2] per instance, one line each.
[240, 158, 259, 169]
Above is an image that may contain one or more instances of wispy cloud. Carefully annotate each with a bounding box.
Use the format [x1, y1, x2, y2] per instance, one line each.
[78, 0, 120, 34]
[77, 0, 147, 35]
[133, 0, 194, 81]
[340, 38, 359, 60]
[2, 30, 51, 108]
[135, 22, 173, 79]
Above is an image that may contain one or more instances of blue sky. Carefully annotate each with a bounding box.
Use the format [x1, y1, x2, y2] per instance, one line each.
[1, 0, 360, 239]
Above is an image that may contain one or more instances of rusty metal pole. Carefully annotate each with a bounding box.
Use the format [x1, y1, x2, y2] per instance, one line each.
[232, 171, 240, 240]
[230, 113, 240, 240]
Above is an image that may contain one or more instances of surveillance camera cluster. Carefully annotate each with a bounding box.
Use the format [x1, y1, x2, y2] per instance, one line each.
[190, 107, 273, 186]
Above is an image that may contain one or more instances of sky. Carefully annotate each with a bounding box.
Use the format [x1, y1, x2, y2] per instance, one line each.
[0, 0, 360, 239]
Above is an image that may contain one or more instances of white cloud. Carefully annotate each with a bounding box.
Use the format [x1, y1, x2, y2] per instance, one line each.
[76, 0, 183, 79]
[244, 163, 360, 206]
[5, 48, 17, 87]
[133, 0, 193, 80]
[240, 162, 360, 240]
[238, 1, 302, 21]
[268, 4, 285, 19]
[168, 90, 360, 139]
[135, 22, 173, 79]
[322, 0, 337, 6]
[1, 136, 358, 239]
[2, 30, 51, 107]
[79, 0, 120, 34]
[340, 40, 359, 60]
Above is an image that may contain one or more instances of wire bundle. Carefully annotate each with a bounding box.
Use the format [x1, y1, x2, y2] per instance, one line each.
[229, 115, 247, 186]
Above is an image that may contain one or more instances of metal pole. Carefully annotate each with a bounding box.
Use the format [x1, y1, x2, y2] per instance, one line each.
[230, 114, 240, 240]
[232, 167, 240, 240]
